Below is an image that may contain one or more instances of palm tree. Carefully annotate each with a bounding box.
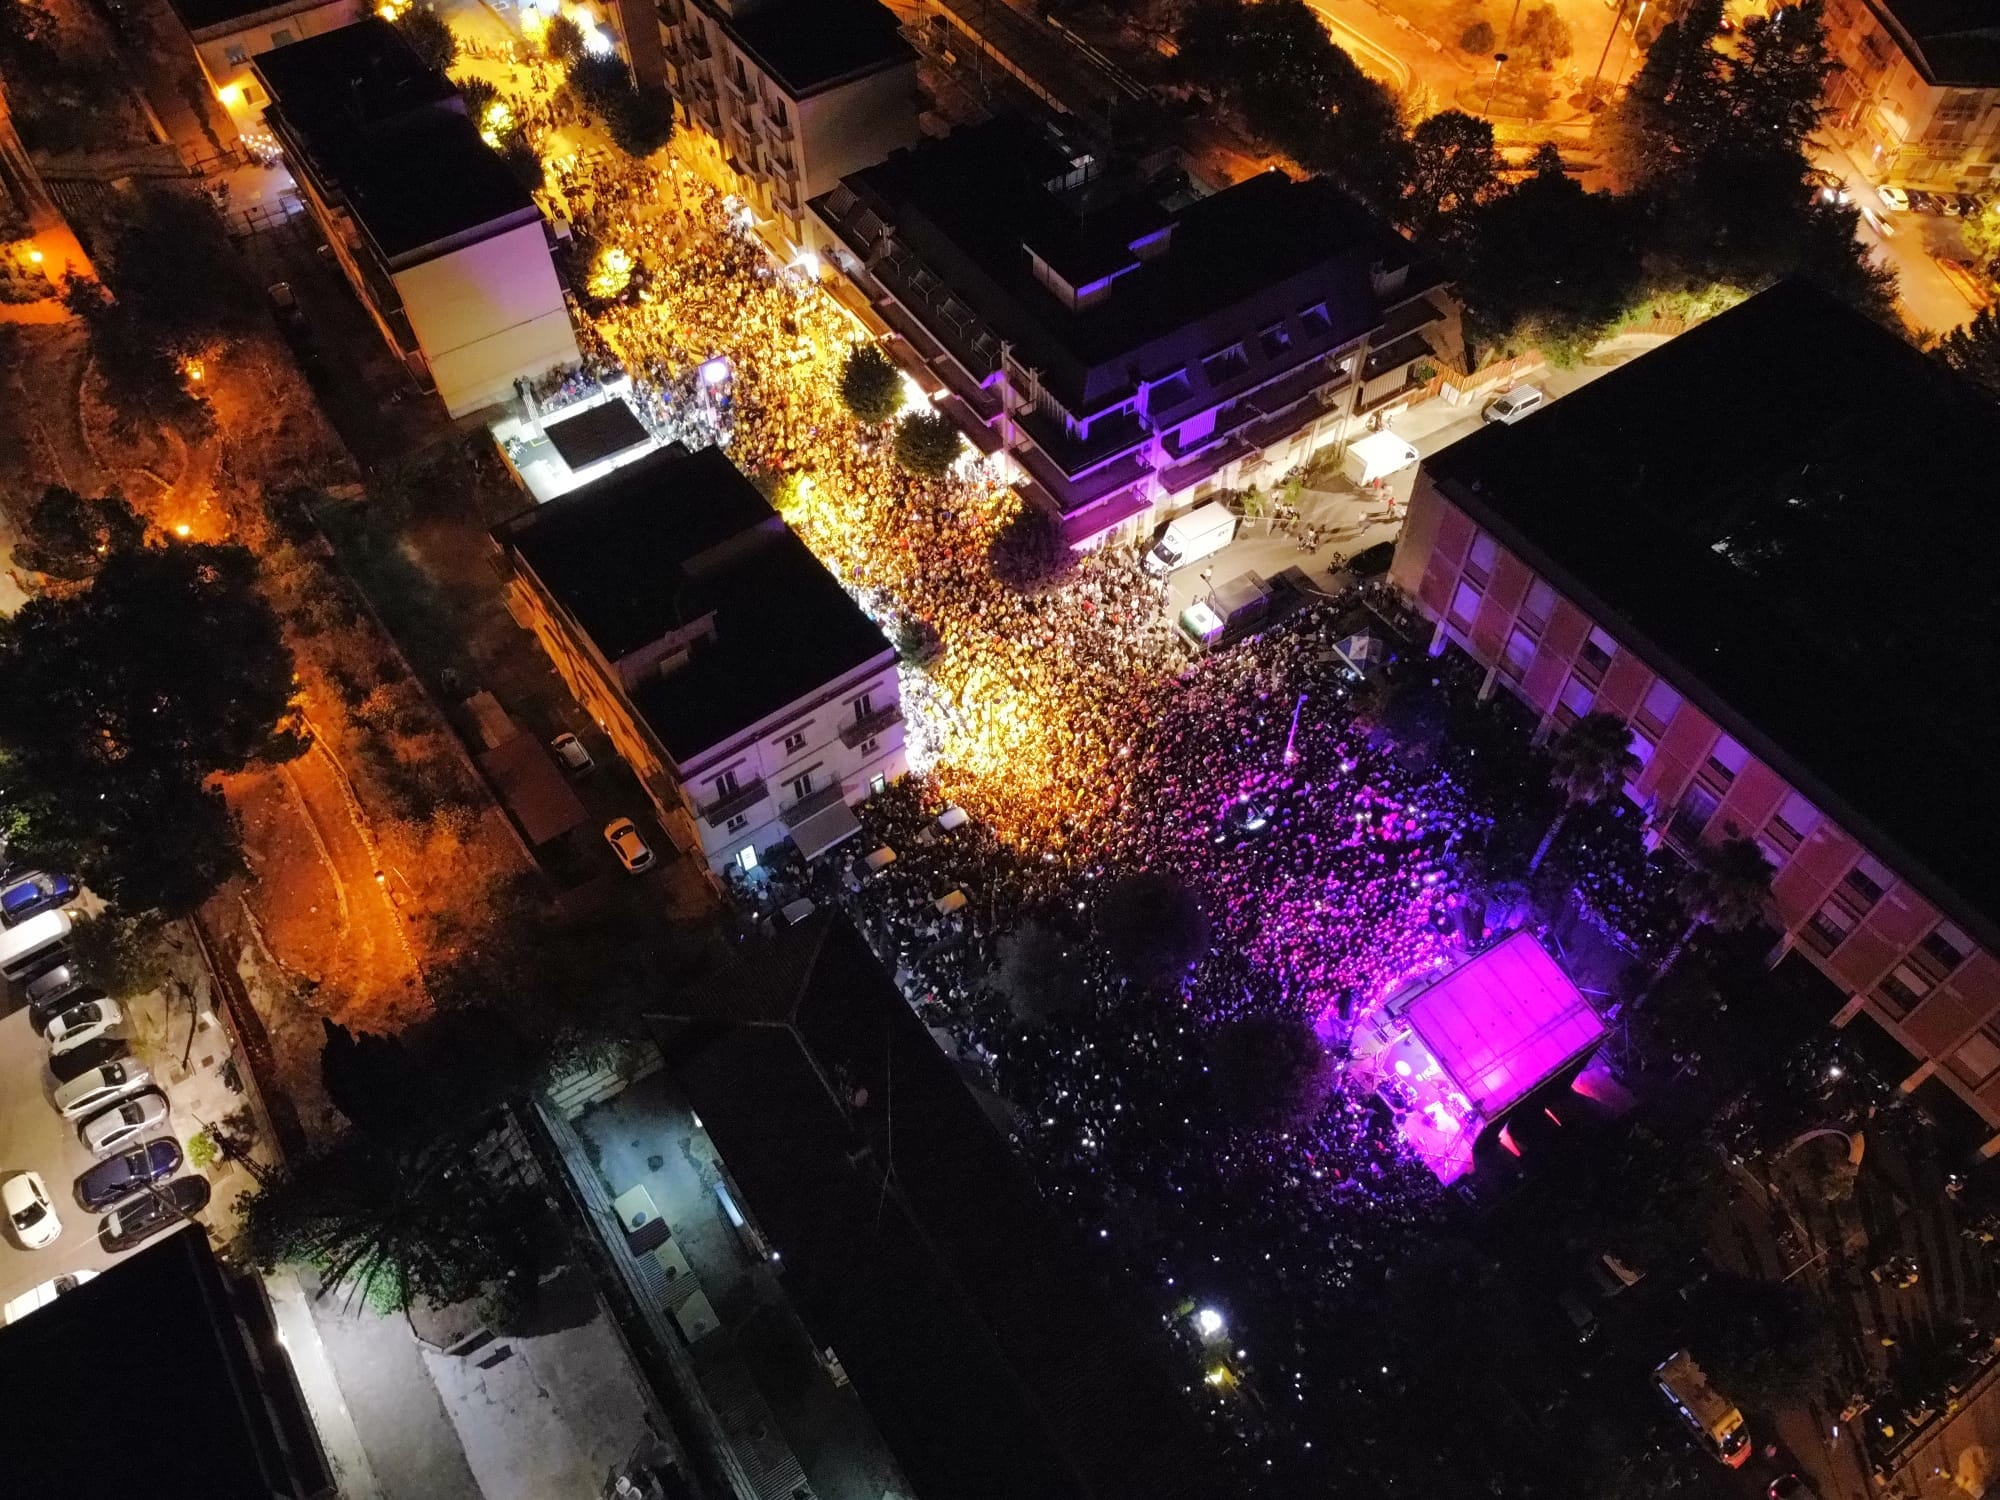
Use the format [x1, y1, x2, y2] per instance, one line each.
[1646, 835, 1774, 992]
[1529, 712, 1640, 872]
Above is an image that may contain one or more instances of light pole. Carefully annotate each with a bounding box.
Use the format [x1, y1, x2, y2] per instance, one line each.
[1613, 4, 1649, 88]
[1591, 0, 1631, 93]
[1486, 52, 1510, 115]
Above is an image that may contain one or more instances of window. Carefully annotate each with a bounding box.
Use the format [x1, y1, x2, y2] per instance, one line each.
[1627, 731, 1654, 775]
[1952, 1030, 2000, 1086]
[270, 27, 294, 45]
[1919, 922, 1971, 977]
[1448, 582, 1481, 632]
[1576, 626, 1617, 680]
[1765, 790, 1820, 853]
[1298, 302, 1331, 339]
[725, 813, 749, 834]
[787, 770, 814, 802]
[1803, 897, 1855, 955]
[735, 845, 759, 872]
[853, 691, 875, 723]
[1702, 735, 1748, 787]
[1638, 679, 1681, 734]
[1667, 783, 1720, 849]
[869, 773, 887, 795]
[712, 768, 740, 799]
[859, 737, 878, 756]
[1501, 626, 1536, 680]
[1519, 579, 1558, 634]
[1201, 343, 1249, 385]
[1258, 322, 1292, 360]
[1875, 962, 1934, 1016]
[1559, 675, 1595, 718]
[1464, 531, 1498, 586]
[225, 44, 249, 64]
[1843, 854, 1893, 907]
[781, 730, 807, 755]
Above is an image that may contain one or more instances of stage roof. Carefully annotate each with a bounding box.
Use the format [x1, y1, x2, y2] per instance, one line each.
[1403, 931, 1605, 1119]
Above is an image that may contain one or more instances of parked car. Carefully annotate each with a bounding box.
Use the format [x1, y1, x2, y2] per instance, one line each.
[552, 733, 594, 775]
[1346, 541, 1397, 577]
[79, 1089, 170, 1156]
[0, 870, 77, 927]
[3, 1170, 62, 1249]
[1952, 193, 1984, 217]
[2, 1270, 97, 1324]
[604, 818, 655, 874]
[1908, 189, 1941, 214]
[1805, 168, 1851, 205]
[1769, 1475, 1821, 1500]
[45, 997, 123, 1057]
[1878, 184, 1910, 211]
[98, 1175, 210, 1254]
[24, 961, 87, 1014]
[48, 1036, 127, 1086]
[1483, 385, 1546, 425]
[74, 1137, 184, 1212]
[28, 974, 102, 1034]
[54, 1059, 152, 1119]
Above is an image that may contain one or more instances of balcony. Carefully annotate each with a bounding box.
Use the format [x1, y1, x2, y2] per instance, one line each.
[700, 777, 768, 828]
[839, 702, 903, 749]
[780, 782, 847, 829]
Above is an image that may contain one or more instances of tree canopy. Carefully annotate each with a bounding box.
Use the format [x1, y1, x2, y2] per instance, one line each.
[1402, 110, 1501, 240]
[393, 4, 458, 73]
[838, 343, 904, 425]
[10, 486, 146, 580]
[1937, 308, 2000, 404]
[1208, 1011, 1333, 1130]
[987, 501, 1079, 596]
[1096, 870, 1210, 989]
[893, 408, 965, 477]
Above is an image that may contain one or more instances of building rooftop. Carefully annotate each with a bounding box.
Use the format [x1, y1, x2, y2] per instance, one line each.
[1871, 0, 2000, 87]
[0, 1229, 326, 1497]
[813, 116, 1435, 415]
[544, 397, 655, 471]
[654, 915, 1223, 1500]
[498, 445, 892, 763]
[165, 0, 342, 36]
[256, 20, 536, 261]
[1425, 278, 2000, 942]
[707, 0, 916, 97]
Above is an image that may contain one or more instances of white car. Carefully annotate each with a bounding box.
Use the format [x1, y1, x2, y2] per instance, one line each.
[604, 818, 655, 874]
[3, 1170, 62, 1249]
[3, 1269, 97, 1324]
[46, 997, 123, 1057]
[1483, 385, 1547, 425]
[53, 1059, 152, 1118]
[80, 1090, 171, 1156]
[1877, 184, 1909, 212]
[552, 733, 594, 775]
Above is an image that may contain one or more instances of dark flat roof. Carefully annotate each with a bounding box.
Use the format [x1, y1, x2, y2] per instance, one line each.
[1426, 278, 2000, 941]
[815, 116, 1433, 414]
[165, 0, 335, 37]
[1872, 0, 2000, 86]
[544, 398, 654, 471]
[0, 1229, 322, 1497]
[256, 21, 534, 260]
[499, 445, 892, 763]
[658, 917, 1221, 1500]
[708, 0, 916, 97]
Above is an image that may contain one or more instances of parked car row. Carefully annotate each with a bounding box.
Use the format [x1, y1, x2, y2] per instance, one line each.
[1877, 183, 1988, 217]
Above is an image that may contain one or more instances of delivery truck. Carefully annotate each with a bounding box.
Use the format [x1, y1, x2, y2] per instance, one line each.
[1143, 502, 1236, 576]
[1179, 572, 1272, 650]
[1340, 431, 1419, 487]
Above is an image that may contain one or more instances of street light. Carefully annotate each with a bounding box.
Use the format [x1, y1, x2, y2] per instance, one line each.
[1486, 53, 1510, 116]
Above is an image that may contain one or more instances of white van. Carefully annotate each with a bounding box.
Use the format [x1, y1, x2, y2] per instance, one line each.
[1143, 502, 1237, 576]
[0, 909, 72, 983]
[1483, 385, 1547, 425]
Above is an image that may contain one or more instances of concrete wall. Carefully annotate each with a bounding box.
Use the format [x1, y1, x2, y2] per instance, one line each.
[393, 221, 581, 418]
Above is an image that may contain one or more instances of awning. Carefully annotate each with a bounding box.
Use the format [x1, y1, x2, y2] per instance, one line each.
[791, 797, 862, 861]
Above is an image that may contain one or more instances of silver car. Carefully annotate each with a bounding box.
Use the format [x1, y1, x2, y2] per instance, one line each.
[53, 1060, 152, 1119]
[79, 1089, 170, 1156]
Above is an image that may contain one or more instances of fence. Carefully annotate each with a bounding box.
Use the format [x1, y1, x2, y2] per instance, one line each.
[222, 196, 309, 241]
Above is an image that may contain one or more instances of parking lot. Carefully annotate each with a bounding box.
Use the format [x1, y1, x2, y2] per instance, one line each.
[0, 932, 261, 1321]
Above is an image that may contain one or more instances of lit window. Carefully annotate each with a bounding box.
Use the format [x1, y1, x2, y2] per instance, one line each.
[1448, 582, 1481, 631]
[735, 845, 758, 872]
[1560, 675, 1595, 717]
[1465, 531, 1498, 585]
[1627, 730, 1654, 775]
[1843, 855, 1893, 906]
[1639, 679, 1681, 733]
[1576, 626, 1616, 677]
[1704, 734, 1749, 785]
[1520, 579, 1558, 633]
[1766, 790, 1820, 851]
[1501, 626, 1535, 680]
[869, 773, 887, 795]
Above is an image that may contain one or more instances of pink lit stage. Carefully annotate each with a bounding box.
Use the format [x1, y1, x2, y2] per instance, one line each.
[1359, 931, 1606, 1183]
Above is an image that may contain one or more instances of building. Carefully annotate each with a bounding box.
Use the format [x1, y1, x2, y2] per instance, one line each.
[1822, 0, 2000, 191]
[650, 913, 1223, 1500]
[0, 1228, 331, 1498]
[493, 443, 903, 876]
[255, 20, 581, 416]
[1388, 279, 2000, 1147]
[161, 0, 362, 133]
[655, 0, 920, 251]
[810, 116, 1451, 548]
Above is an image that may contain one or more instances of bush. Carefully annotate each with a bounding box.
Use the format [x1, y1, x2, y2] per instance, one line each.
[1459, 19, 1494, 51]
[838, 343, 903, 425]
[986, 502, 1077, 596]
[892, 408, 964, 477]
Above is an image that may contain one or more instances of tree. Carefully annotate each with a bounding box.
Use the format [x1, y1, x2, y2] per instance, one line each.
[1513, 3, 1572, 68]
[1529, 712, 1639, 870]
[1208, 1012, 1333, 1130]
[1402, 110, 1500, 238]
[1356, 673, 1451, 764]
[1963, 204, 2000, 275]
[606, 84, 674, 158]
[1096, 870, 1209, 989]
[893, 409, 965, 477]
[458, 75, 498, 119]
[987, 501, 1078, 596]
[995, 920, 1092, 1023]
[65, 909, 171, 996]
[321, 1020, 427, 1142]
[1689, 1272, 1837, 1406]
[544, 12, 585, 64]
[567, 52, 631, 113]
[1459, 19, 1494, 52]
[92, 186, 258, 355]
[394, 4, 457, 73]
[64, 278, 213, 437]
[838, 343, 904, 425]
[10, 486, 146, 580]
[1937, 308, 2000, 404]
[1723, 0, 1830, 158]
[1651, 836, 1773, 985]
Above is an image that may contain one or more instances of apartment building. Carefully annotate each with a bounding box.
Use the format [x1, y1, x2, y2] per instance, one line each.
[255, 21, 581, 416]
[1822, 0, 2000, 190]
[810, 116, 1451, 548]
[655, 0, 920, 251]
[492, 442, 904, 876]
[1388, 280, 2000, 1147]
[162, 0, 361, 132]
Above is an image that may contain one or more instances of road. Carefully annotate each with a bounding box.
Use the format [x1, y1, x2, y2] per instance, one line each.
[1814, 139, 1980, 337]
